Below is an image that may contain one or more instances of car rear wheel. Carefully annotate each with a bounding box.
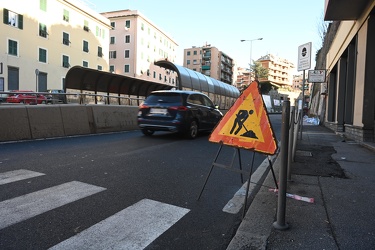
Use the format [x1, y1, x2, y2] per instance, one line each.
[186, 120, 198, 139]
[141, 129, 154, 136]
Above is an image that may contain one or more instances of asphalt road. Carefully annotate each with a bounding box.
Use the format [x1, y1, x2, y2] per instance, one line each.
[0, 114, 281, 249]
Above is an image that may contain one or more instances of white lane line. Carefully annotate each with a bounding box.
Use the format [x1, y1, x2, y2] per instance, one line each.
[0, 181, 106, 230]
[223, 155, 276, 214]
[50, 199, 190, 250]
[0, 169, 45, 185]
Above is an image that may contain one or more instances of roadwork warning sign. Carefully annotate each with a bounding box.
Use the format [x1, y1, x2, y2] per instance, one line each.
[209, 81, 278, 155]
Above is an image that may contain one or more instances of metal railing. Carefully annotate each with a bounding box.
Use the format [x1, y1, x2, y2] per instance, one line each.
[0, 91, 145, 106]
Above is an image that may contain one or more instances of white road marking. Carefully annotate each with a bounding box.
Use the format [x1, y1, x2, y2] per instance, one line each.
[0, 169, 45, 185]
[50, 199, 190, 250]
[223, 155, 276, 214]
[0, 181, 106, 230]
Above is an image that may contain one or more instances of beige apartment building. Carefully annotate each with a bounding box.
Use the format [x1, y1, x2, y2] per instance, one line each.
[323, 0, 375, 142]
[183, 45, 234, 85]
[101, 10, 178, 86]
[0, 0, 111, 92]
[257, 54, 295, 89]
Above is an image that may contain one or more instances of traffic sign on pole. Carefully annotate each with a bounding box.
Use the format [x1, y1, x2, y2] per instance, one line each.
[297, 42, 312, 71]
[209, 81, 278, 155]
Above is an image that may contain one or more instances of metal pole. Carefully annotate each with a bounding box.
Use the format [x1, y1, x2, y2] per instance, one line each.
[249, 40, 253, 83]
[300, 70, 305, 139]
[287, 105, 295, 181]
[273, 100, 290, 230]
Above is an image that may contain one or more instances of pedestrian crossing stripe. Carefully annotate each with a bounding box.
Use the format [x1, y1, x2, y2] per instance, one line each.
[209, 81, 278, 155]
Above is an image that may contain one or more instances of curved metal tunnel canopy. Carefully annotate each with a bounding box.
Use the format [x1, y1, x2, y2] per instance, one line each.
[65, 66, 173, 97]
[154, 60, 240, 98]
[65, 61, 240, 100]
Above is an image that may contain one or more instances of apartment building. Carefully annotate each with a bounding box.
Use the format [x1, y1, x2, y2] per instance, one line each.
[257, 54, 295, 89]
[323, 0, 375, 142]
[101, 10, 178, 86]
[235, 67, 250, 90]
[0, 0, 111, 92]
[183, 45, 234, 85]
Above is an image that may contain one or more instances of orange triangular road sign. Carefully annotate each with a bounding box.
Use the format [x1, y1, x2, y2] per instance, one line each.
[209, 81, 278, 155]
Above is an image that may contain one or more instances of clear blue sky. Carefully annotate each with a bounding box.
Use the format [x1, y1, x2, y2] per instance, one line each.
[86, 0, 325, 73]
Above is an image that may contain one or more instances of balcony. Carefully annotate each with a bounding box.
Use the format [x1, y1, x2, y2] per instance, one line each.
[324, 0, 369, 20]
[202, 65, 210, 70]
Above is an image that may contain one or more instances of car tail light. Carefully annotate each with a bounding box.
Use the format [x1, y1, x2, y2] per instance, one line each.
[139, 104, 149, 109]
[168, 106, 188, 111]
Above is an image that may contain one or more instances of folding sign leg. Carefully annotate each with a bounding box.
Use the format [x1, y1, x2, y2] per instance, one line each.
[197, 143, 223, 201]
[268, 156, 278, 189]
[242, 151, 256, 219]
[237, 148, 244, 184]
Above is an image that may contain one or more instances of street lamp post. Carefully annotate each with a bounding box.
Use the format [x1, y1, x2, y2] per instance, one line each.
[241, 38, 263, 83]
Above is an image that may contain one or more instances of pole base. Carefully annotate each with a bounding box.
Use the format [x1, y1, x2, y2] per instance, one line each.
[273, 221, 289, 230]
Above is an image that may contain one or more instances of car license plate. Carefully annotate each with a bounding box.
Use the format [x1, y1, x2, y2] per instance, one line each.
[150, 108, 167, 114]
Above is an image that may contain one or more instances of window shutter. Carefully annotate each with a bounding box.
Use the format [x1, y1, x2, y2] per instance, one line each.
[3, 9, 9, 24]
[18, 14, 23, 29]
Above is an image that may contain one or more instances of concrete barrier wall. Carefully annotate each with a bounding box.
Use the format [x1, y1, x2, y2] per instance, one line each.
[0, 104, 139, 142]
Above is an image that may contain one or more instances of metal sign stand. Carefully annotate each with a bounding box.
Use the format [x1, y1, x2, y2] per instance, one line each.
[197, 143, 258, 218]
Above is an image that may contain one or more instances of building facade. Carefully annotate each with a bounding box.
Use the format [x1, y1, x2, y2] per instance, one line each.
[324, 0, 375, 142]
[183, 45, 234, 85]
[0, 0, 111, 92]
[257, 54, 295, 89]
[101, 10, 179, 86]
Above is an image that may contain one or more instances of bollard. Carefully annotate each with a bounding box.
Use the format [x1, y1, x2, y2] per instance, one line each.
[273, 100, 290, 230]
[287, 106, 295, 181]
[292, 109, 300, 162]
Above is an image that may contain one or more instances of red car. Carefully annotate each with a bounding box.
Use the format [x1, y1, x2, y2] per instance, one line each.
[6, 90, 47, 104]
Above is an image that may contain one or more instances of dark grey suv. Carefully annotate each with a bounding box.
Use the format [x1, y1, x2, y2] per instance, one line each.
[137, 90, 223, 139]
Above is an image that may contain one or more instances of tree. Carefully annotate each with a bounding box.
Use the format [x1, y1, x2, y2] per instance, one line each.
[259, 81, 274, 94]
[251, 61, 268, 80]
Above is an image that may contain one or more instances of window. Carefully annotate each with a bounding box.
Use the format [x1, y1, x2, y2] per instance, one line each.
[124, 50, 130, 58]
[83, 61, 88, 68]
[141, 23, 144, 31]
[124, 65, 130, 73]
[109, 51, 117, 59]
[40, 0, 47, 11]
[193, 50, 197, 55]
[63, 9, 69, 22]
[125, 35, 130, 43]
[63, 32, 70, 45]
[96, 26, 104, 38]
[98, 46, 103, 57]
[83, 40, 89, 52]
[110, 37, 115, 44]
[39, 48, 47, 63]
[39, 23, 48, 38]
[83, 20, 89, 31]
[3, 9, 23, 29]
[187, 60, 190, 65]
[153, 71, 156, 78]
[97, 65, 102, 71]
[62, 55, 70, 68]
[109, 65, 115, 72]
[159, 74, 162, 80]
[187, 51, 190, 56]
[111, 22, 115, 29]
[8, 39, 18, 56]
[125, 20, 130, 29]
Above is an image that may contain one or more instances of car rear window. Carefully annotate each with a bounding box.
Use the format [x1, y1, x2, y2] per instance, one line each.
[144, 93, 182, 105]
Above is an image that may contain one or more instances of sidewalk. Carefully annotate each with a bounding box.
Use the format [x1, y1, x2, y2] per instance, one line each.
[227, 122, 375, 249]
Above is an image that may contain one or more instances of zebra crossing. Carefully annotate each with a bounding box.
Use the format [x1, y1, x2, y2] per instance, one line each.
[0, 169, 190, 249]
